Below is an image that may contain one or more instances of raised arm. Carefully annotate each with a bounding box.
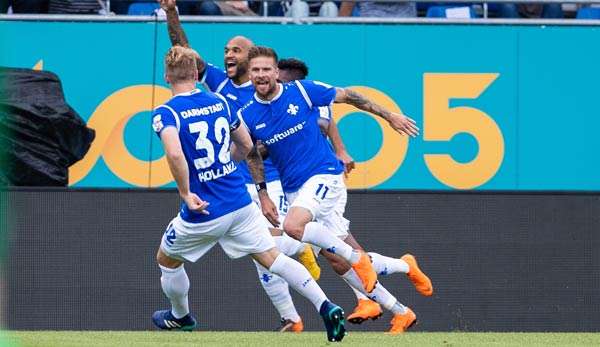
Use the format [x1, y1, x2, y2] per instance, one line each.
[159, 0, 206, 75]
[334, 87, 419, 137]
[160, 127, 209, 214]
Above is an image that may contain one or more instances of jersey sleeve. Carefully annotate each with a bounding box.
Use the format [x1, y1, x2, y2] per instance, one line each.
[317, 106, 332, 120]
[236, 108, 250, 132]
[296, 80, 337, 107]
[152, 105, 178, 138]
[214, 93, 240, 131]
[236, 107, 259, 143]
[200, 63, 228, 92]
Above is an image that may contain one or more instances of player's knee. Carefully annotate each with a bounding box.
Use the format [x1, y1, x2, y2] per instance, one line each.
[283, 219, 303, 240]
[155, 249, 163, 264]
[156, 248, 182, 268]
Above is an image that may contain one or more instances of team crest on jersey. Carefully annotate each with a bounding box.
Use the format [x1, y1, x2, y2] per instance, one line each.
[287, 104, 299, 116]
[152, 115, 164, 132]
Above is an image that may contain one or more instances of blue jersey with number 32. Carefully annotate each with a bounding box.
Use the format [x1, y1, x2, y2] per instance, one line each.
[152, 89, 251, 223]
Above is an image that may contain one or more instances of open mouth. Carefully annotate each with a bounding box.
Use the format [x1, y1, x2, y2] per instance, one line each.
[226, 61, 237, 70]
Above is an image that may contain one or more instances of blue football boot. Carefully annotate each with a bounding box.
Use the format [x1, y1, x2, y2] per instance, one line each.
[152, 309, 197, 331]
[319, 300, 346, 342]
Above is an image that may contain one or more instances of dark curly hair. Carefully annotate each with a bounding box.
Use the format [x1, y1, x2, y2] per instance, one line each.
[278, 58, 309, 80]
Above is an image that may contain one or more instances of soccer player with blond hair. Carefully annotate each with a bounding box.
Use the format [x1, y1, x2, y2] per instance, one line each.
[150, 46, 346, 342]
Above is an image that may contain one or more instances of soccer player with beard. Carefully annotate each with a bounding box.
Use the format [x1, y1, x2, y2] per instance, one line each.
[159, 0, 357, 332]
[151, 46, 346, 342]
[240, 47, 433, 334]
[277, 57, 437, 333]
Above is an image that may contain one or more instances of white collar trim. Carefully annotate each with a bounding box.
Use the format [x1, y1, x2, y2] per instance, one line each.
[232, 79, 252, 88]
[174, 88, 201, 97]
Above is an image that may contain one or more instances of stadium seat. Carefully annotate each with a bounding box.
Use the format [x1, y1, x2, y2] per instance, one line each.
[127, 2, 160, 15]
[426, 5, 477, 18]
[576, 7, 600, 19]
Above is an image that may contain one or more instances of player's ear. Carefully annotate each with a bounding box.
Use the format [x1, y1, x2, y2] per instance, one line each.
[164, 73, 171, 85]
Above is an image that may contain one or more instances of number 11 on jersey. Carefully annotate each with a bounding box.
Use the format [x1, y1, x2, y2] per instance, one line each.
[315, 183, 329, 200]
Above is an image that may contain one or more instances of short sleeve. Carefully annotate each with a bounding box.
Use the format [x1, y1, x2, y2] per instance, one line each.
[200, 63, 228, 92]
[236, 107, 258, 143]
[152, 105, 178, 138]
[235, 109, 247, 132]
[317, 106, 332, 120]
[215, 93, 239, 131]
[296, 80, 337, 107]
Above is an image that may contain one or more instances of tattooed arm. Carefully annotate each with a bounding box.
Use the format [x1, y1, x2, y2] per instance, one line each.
[247, 147, 279, 227]
[159, 0, 206, 76]
[334, 87, 420, 137]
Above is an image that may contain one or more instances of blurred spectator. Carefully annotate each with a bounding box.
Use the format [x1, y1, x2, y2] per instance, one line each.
[216, 1, 256, 15]
[339, 0, 416, 17]
[282, 0, 338, 17]
[497, 3, 563, 18]
[48, 0, 101, 13]
[6, 0, 49, 13]
[249, 0, 284, 16]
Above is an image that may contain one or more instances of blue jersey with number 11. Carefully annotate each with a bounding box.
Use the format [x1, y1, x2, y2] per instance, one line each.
[152, 89, 251, 223]
[239, 80, 344, 193]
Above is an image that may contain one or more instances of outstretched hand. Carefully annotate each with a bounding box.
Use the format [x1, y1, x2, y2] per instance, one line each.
[158, 0, 176, 11]
[337, 151, 355, 177]
[388, 113, 420, 137]
[183, 192, 210, 215]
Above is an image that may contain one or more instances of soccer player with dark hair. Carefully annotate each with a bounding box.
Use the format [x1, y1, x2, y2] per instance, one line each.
[278, 58, 309, 83]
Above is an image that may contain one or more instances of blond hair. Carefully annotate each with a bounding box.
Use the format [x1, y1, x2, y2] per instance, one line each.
[165, 46, 199, 84]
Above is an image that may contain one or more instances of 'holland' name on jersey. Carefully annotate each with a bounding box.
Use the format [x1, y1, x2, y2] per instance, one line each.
[198, 161, 237, 182]
[263, 121, 307, 145]
[180, 102, 224, 119]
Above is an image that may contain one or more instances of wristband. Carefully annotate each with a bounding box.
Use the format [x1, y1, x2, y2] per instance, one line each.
[255, 181, 267, 192]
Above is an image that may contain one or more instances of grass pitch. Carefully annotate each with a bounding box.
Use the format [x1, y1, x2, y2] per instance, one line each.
[3, 331, 600, 347]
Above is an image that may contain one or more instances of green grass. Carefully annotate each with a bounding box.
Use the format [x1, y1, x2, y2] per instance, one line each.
[3, 332, 600, 347]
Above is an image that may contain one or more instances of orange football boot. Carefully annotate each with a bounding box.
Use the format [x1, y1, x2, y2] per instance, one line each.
[401, 254, 433, 296]
[388, 307, 417, 335]
[351, 252, 378, 293]
[347, 299, 383, 324]
[277, 318, 304, 333]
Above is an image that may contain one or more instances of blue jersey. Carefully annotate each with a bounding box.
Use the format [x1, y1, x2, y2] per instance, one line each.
[152, 88, 251, 223]
[239, 80, 344, 193]
[200, 63, 280, 183]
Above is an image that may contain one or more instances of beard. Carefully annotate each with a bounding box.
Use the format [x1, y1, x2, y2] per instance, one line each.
[256, 81, 277, 99]
[229, 61, 248, 80]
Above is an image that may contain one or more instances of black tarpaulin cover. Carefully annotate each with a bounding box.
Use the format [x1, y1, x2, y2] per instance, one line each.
[0, 67, 95, 186]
